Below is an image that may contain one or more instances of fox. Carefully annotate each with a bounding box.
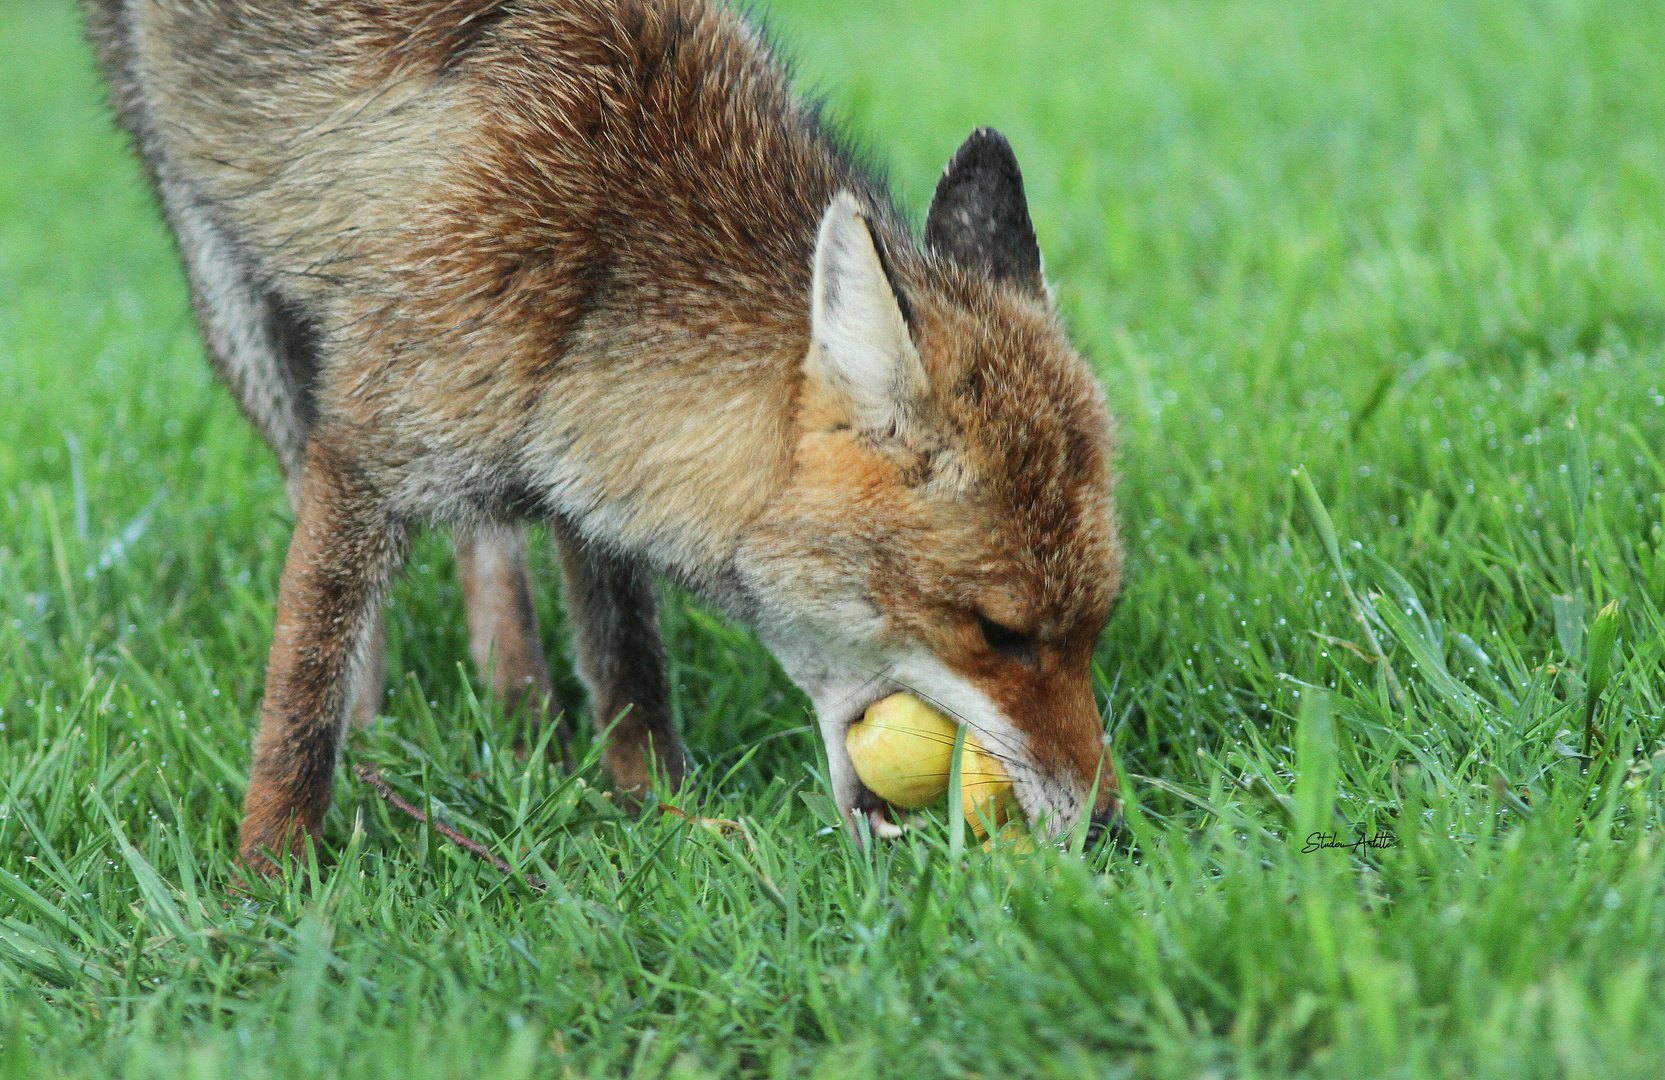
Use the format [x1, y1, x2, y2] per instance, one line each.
[82, 0, 1124, 876]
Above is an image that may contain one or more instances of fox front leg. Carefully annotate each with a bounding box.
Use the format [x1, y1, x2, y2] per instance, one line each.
[238, 444, 407, 877]
[284, 467, 388, 734]
[552, 521, 684, 800]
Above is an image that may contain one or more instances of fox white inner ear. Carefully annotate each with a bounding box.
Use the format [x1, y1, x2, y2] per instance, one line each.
[809, 191, 925, 438]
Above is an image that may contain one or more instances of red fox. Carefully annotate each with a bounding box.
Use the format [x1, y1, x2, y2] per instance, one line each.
[84, 0, 1123, 875]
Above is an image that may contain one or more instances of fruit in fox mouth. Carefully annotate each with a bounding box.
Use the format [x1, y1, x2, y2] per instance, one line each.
[844, 692, 1020, 834]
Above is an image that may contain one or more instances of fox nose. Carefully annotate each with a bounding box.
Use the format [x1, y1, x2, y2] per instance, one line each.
[1085, 802, 1121, 847]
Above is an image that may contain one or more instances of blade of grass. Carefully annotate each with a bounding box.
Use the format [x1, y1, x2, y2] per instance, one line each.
[1294, 466, 1403, 711]
[947, 720, 969, 863]
[1583, 600, 1620, 757]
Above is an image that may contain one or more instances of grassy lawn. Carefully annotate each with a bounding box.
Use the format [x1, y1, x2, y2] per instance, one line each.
[4, 0, 1665, 1075]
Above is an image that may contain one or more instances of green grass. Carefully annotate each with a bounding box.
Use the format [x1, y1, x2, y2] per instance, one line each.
[4, 0, 1665, 1075]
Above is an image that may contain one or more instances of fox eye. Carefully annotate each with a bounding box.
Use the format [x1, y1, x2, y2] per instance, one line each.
[978, 616, 1037, 665]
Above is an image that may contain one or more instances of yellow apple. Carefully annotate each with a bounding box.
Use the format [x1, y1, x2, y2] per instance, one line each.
[959, 742, 1020, 839]
[980, 823, 1037, 853]
[844, 692, 957, 808]
[845, 693, 1022, 835]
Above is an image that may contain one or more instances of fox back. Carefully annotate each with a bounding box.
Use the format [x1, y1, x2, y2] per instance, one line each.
[85, 0, 1123, 870]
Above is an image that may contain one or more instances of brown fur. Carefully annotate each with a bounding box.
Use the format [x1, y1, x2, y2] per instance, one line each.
[84, 0, 1124, 874]
[241, 443, 407, 866]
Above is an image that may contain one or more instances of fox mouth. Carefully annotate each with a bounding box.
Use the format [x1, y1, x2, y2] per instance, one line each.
[842, 691, 910, 839]
[834, 683, 1114, 846]
[850, 781, 907, 839]
[840, 688, 1031, 841]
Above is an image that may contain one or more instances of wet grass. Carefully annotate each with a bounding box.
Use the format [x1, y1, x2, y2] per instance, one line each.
[3, 0, 1665, 1076]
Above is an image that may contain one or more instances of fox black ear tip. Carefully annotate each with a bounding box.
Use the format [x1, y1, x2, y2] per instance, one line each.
[947, 127, 1022, 176]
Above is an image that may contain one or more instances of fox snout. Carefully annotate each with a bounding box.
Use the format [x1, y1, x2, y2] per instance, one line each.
[805, 648, 1114, 841]
[914, 640, 1116, 836]
[987, 658, 1119, 831]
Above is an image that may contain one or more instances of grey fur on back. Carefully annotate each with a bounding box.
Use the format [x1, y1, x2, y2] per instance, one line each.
[83, 0, 321, 482]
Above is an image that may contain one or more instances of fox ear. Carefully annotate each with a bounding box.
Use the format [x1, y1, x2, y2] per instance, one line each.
[809, 192, 926, 439]
[924, 128, 1045, 296]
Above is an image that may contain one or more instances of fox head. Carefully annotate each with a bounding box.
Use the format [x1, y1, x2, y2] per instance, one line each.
[739, 129, 1123, 840]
